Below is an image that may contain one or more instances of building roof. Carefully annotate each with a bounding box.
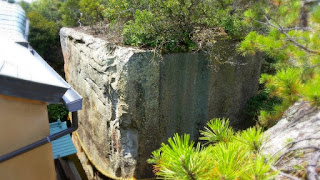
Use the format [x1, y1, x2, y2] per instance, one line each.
[0, 0, 82, 111]
[0, 37, 70, 103]
[49, 120, 77, 159]
[0, 0, 27, 42]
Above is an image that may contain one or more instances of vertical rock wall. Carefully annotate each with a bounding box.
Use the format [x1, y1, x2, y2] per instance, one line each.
[159, 50, 262, 143]
[60, 28, 262, 179]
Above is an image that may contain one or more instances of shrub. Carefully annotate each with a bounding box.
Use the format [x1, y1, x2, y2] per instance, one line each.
[122, 10, 158, 47]
[114, 0, 256, 53]
[79, 0, 105, 27]
[27, 11, 60, 56]
[103, 0, 133, 22]
[47, 104, 68, 121]
[59, 0, 80, 27]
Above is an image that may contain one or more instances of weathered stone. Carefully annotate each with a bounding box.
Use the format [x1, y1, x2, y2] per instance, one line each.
[263, 101, 320, 179]
[60, 27, 262, 179]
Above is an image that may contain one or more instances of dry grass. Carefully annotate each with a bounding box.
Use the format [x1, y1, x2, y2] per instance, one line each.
[73, 21, 124, 45]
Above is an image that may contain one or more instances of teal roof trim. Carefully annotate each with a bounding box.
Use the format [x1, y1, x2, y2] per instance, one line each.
[49, 120, 77, 159]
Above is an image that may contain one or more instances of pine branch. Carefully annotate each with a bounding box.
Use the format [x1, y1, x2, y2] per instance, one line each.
[181, 157, 196, 180]
[282, 27, 312, 31]
[263, 15, 320, 55]
[255, 20, 311, 31]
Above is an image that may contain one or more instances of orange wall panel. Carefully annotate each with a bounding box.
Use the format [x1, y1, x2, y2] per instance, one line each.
[0, 95, 56, 180]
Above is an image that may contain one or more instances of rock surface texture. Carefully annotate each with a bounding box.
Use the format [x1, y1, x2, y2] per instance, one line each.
[60, 27, 262, 179]
[263, 101, 320, 179]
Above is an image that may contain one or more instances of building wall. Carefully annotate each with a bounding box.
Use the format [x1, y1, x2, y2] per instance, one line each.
[0, 95, 56, 180]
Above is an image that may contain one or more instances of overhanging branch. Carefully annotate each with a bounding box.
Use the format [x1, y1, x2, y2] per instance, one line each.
[263, 15, 320, 55]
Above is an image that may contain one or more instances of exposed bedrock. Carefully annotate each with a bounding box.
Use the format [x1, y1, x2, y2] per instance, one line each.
[60, 27, 262, 179]
[263, 101, 320, 179]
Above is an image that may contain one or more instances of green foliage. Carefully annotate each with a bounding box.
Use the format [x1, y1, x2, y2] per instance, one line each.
[122, 10, 157, 47]
[247, 155, 277, 180]
[59, 0, 80, 27]
[249, 68, 302, 127]
[149, 119, 276, 179]
[47, 104, 68, 120]
[237, 126, 264, 153]
[208, 141, 251, 179]
[239, 0, 320, 125]
[20, 0, 64, 66]
[301, 74, 320, 106]
[27, 10, 60, 56]
[311, 5, 320, 24]
[148, 134, 209, 179]
[262, 68, 302, 104]
[146, 148, 161, 164]
[79, 0, 104, 27]
[108, 0, 258, 52]
[24, 0, 264, 54]
[29, 0, 62, 21]
[199, 118, 234, 144]
[245, 91, 282, 119]
[103, 0, 132, 22]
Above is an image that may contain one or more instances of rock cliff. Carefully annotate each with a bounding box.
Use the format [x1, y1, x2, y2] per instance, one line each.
[60, 27, 262, 179]
[263, 101, 320, 179]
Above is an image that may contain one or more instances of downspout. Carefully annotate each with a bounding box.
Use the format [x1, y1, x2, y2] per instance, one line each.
[24, 18, 29, 41]
[0, 111, 78, 163]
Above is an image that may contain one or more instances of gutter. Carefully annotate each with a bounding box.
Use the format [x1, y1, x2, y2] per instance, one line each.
[0, 111, 79, 163]
[32, 49, 83, 112]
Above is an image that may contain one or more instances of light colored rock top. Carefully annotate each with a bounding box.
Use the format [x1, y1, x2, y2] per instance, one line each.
[263, 101, 320, 178]
[263, 101, 320, 155]
[60, 27, 148, 54]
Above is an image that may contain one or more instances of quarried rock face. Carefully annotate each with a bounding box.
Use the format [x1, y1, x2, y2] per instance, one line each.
[60, 27, 262, 179]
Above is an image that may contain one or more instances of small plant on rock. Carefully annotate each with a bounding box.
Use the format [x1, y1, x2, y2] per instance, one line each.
[236, 126, 265, 153]
[147, 133, 210, 179]
[199, 118, 234, 144]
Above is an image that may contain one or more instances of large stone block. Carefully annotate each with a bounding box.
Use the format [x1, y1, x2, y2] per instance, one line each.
[60, 28, 262, 179]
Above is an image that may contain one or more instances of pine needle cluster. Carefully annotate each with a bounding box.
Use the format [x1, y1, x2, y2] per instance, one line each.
[148, 118, 277, 180]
